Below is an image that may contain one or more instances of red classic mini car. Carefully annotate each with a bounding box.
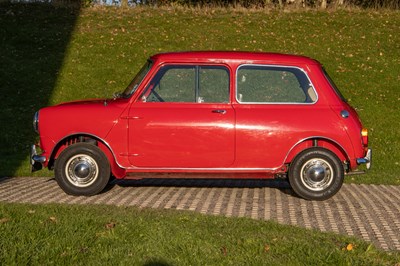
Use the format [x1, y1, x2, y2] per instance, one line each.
[31, 51, 371, 200]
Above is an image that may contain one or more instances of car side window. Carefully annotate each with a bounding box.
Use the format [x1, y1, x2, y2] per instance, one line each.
[142, 65, 229, 103]
[199, 67, 229, 103]
[236, 65, 316, 103]
[147, 66, 196, 102]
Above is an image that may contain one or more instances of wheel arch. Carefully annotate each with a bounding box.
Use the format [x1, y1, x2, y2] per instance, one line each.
[48, 133, 126, 178]
[284, 137, 350, 171]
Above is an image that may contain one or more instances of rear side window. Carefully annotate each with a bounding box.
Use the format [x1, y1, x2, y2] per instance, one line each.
[236, 65, 317, 104]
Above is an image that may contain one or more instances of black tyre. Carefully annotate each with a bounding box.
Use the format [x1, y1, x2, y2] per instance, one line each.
[288, 148, 344, 200]
[54, 143, 110, 196]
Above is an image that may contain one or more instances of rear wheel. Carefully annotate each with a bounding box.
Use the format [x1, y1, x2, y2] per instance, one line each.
[288, 148, 344, 200]
[55, 143, 110, 196]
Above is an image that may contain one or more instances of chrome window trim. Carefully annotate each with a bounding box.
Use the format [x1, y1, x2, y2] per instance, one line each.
[235, 64, 318, 105]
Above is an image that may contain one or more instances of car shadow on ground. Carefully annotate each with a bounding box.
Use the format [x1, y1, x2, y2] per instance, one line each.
[111, 178, 291, 189]
[107, 178, 297, 197]
[62, 177, 297, 198]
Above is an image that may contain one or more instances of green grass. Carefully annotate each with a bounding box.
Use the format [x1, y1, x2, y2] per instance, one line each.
[0, 4, 399, 185]
[0, 202, 398, 265]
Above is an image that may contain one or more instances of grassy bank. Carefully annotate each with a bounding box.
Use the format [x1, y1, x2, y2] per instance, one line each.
[0, 4, 399, 184]
[0, 202, 398, 264]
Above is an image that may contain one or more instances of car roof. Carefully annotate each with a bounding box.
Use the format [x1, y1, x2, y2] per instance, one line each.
[150, 51, 320, 65]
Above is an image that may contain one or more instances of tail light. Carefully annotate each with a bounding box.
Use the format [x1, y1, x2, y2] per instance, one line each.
[361, 128, 368, 147]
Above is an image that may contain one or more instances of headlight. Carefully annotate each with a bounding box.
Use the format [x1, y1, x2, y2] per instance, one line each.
[33, 111, 39, 134]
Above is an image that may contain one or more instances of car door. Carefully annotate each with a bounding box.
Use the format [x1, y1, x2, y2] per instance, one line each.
[128, 64, 235, 168]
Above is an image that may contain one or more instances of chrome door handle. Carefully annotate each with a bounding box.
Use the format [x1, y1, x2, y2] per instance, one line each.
[212, 109, 226, 114]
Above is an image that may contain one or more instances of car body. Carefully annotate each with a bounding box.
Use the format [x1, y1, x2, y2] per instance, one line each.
[31, 51, 371, 200]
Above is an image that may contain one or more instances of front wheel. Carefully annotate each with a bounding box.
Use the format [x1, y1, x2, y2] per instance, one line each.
[54, 143, 110, 196]
[288, 148, 344, 201]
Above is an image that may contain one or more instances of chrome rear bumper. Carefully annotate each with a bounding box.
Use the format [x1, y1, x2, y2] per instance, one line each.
[356, 148, 372, 170]
[30, 145, 46, 172]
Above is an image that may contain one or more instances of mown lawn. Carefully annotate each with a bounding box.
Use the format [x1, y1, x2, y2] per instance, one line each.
[0, 202, 399, 265]
[1, 4, 399, 184]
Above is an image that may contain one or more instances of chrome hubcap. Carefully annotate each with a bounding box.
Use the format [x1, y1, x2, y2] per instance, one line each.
[65, 154, 98, 188]
[300, 158, 333, 191]
[74, 162, 90, 179]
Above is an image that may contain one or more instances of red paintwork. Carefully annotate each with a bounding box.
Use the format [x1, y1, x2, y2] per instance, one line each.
[35, 51, 368, 179]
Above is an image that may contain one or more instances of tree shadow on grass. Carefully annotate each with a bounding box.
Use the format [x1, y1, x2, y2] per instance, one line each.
[0, 3, 80, 177]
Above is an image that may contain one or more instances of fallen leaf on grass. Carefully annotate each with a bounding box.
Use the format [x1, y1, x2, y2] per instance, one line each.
[49, 216, 57, 223]
[0, 218, 10, 224]
[264, 244, 270, 252]
[80, 246, 89, 253]
[220, 246, 227, 256]
[105, 222, 116, 229]
[342, 243, 355, 251]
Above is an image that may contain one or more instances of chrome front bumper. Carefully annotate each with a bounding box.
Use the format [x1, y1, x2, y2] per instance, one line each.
[30, 144, 46, 172]
[356, 148, 372, 170]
